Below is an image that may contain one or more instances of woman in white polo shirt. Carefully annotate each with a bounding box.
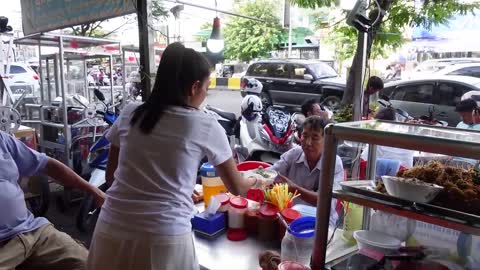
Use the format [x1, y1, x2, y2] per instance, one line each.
[87, 43, 255, 270]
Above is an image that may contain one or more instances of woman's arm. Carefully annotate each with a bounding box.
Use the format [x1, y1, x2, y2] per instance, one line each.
[106, 145, 120, 187]
[44, 159, 105, 207]
[215, 158, 256, 197]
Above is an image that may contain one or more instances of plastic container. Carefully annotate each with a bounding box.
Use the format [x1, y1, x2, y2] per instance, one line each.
[278, 261, 307, 270]
[342, 202, 364, 245]
[278, 208, 301, 240]
[281, 216, 316, 266]
[214, 193, 230, 212]
[200, 163, 227, 206]
[258, 203, 279, 241]
[228, 196, 248, 229]
[353, 230, 401, 254]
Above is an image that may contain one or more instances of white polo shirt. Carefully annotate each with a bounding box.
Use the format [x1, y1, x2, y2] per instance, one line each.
[100, 102, 232, 236]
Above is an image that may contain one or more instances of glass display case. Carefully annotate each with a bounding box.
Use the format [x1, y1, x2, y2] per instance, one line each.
[311, 120, 480, 269]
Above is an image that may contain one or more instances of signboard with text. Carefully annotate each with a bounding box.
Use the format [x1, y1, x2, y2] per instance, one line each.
[21, 0, 136, 35]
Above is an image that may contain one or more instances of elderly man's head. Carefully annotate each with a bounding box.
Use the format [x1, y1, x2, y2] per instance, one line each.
[301, 98, 329, 119]
[301, 116, 332, 163]
[456, 99, 478, 124]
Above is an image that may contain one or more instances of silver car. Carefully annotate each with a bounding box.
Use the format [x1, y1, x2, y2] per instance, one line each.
[381, 76, 480, 126]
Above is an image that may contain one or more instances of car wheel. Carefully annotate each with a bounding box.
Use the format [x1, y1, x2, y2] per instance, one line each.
[260, 91, 272, 108]
[321, 96, 341, 111]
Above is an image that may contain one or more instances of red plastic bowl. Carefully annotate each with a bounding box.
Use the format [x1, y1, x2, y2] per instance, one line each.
[237, 161, 271, 171]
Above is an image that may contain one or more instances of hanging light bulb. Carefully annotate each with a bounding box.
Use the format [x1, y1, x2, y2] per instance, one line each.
[207, 17, 224, 53]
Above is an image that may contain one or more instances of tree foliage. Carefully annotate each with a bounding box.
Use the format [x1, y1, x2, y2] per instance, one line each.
[223, 0, 285, 61]
[291, 0, 480, 108]
[68, 0, 168, 38]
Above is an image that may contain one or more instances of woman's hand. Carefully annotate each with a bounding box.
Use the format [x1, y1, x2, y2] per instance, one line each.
[93, 189, 107, 208]
[191, 190, 203, 203]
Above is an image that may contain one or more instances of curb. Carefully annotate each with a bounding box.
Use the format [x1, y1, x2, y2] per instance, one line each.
[209, 77, 241, 90]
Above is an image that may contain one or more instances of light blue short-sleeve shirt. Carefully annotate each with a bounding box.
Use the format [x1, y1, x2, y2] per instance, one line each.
[272, 146, 344, 226]
[0, 131, 50, 241]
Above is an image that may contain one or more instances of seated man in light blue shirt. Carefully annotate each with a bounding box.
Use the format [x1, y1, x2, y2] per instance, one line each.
[0, 131, 105, 269]
[272, 116, 344, 225]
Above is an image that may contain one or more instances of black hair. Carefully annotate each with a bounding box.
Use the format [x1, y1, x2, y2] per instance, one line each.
[366, 76, 384, 90]
[303, 116, 332, 135]
[456, 98, 478, 113]
[130, 43, 212, 134]
[301, 98, 321, 116]
[374, 107, 396, 121]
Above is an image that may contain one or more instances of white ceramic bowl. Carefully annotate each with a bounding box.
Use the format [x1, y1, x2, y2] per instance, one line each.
[381, 176, 444, 203]
[353, 230, 401, 254]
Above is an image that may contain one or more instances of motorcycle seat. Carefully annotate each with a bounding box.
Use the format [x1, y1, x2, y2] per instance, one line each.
[208, 107, 237, 122]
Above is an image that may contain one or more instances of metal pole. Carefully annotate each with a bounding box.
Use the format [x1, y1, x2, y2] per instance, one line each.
[311, 125, 338, 269]
[137, 0, 155, 100]
[163, 0, 265, 23]
[287, 7, 292, 58]
[122, 49, 126, 107]
[38, 40, 44, 104]
[59, 37, 71, 167]
[84, 60, 89, 102]
[362, 144, 377, 229]
[352, 31, 367, 121]
[109, 55, 114, 103]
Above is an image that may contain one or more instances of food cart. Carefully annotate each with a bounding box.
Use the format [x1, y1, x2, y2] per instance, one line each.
[14, 33, 120, 169]
[312, 120, 480, 269]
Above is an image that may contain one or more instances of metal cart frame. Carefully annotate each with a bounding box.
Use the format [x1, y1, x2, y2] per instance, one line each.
[14, 33, 120, 168]
[311, 120, 480, 269]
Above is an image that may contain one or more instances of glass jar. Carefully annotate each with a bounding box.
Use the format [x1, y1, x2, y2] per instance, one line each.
[278, 208, 301, 240]
[200, 162, 227, 207]
[258, 203, 279, 241]
[228, 196, 248, 229]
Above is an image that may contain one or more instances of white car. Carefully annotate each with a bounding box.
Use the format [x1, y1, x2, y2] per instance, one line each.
[432, 63, 480, 78]
[2, 63, 40, 102]
[403, 58, 480, 80]
[381, 76, 480, 126]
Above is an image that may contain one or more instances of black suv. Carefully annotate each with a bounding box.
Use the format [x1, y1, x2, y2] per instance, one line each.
[241, 59, 346, 110]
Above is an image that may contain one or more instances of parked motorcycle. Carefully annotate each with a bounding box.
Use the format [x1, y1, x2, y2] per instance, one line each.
[379, 96, 448, 126]
[76, 89, 118, 232]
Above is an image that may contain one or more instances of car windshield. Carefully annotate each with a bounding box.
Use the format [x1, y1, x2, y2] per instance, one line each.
[310, 63, 338, 78]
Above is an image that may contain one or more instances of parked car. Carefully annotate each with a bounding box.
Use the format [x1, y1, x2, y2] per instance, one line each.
[380, 76, 480, 126]
[432, 63, 480, 78]
[3, 63, 40, 101]
[403, 58, 480, 80]
[241, 59, 345, 110]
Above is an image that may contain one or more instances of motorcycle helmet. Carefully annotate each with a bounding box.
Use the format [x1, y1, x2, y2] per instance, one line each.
[244, 78, 263, 95]
[241, 95, 263, 121]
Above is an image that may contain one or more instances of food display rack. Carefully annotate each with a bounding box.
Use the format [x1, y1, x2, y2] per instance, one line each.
[311, 120, 480, 269]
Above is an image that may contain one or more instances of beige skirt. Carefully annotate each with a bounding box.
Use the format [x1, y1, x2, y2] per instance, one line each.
[87, 219, 199, 270]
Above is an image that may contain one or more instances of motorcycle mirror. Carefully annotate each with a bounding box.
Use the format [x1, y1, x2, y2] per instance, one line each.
[396, 109, 410, 119]
[94, 89, 106, 101]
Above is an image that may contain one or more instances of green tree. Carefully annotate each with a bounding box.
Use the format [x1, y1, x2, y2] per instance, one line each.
[224, 0, 285, 61]
[291, 0, 479, 108]
[68, 0, 168, 38]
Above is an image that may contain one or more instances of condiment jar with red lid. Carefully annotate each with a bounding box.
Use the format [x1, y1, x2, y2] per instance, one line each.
[257, 203, 279, 241]
[228, 196, 248, 229]
[278, 208, 301, 240]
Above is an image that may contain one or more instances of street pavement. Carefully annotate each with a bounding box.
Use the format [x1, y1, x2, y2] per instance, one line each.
[46, 89, 243, 248]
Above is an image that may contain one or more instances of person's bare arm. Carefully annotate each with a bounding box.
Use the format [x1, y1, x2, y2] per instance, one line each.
[105, 145, 120, 187]
[277, 174, 317, 206]
[44, 159, 105, 207]
[215, 158, 256, 197]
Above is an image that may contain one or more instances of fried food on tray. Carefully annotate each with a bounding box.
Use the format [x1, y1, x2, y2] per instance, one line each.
[390, 161, 480, 215]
